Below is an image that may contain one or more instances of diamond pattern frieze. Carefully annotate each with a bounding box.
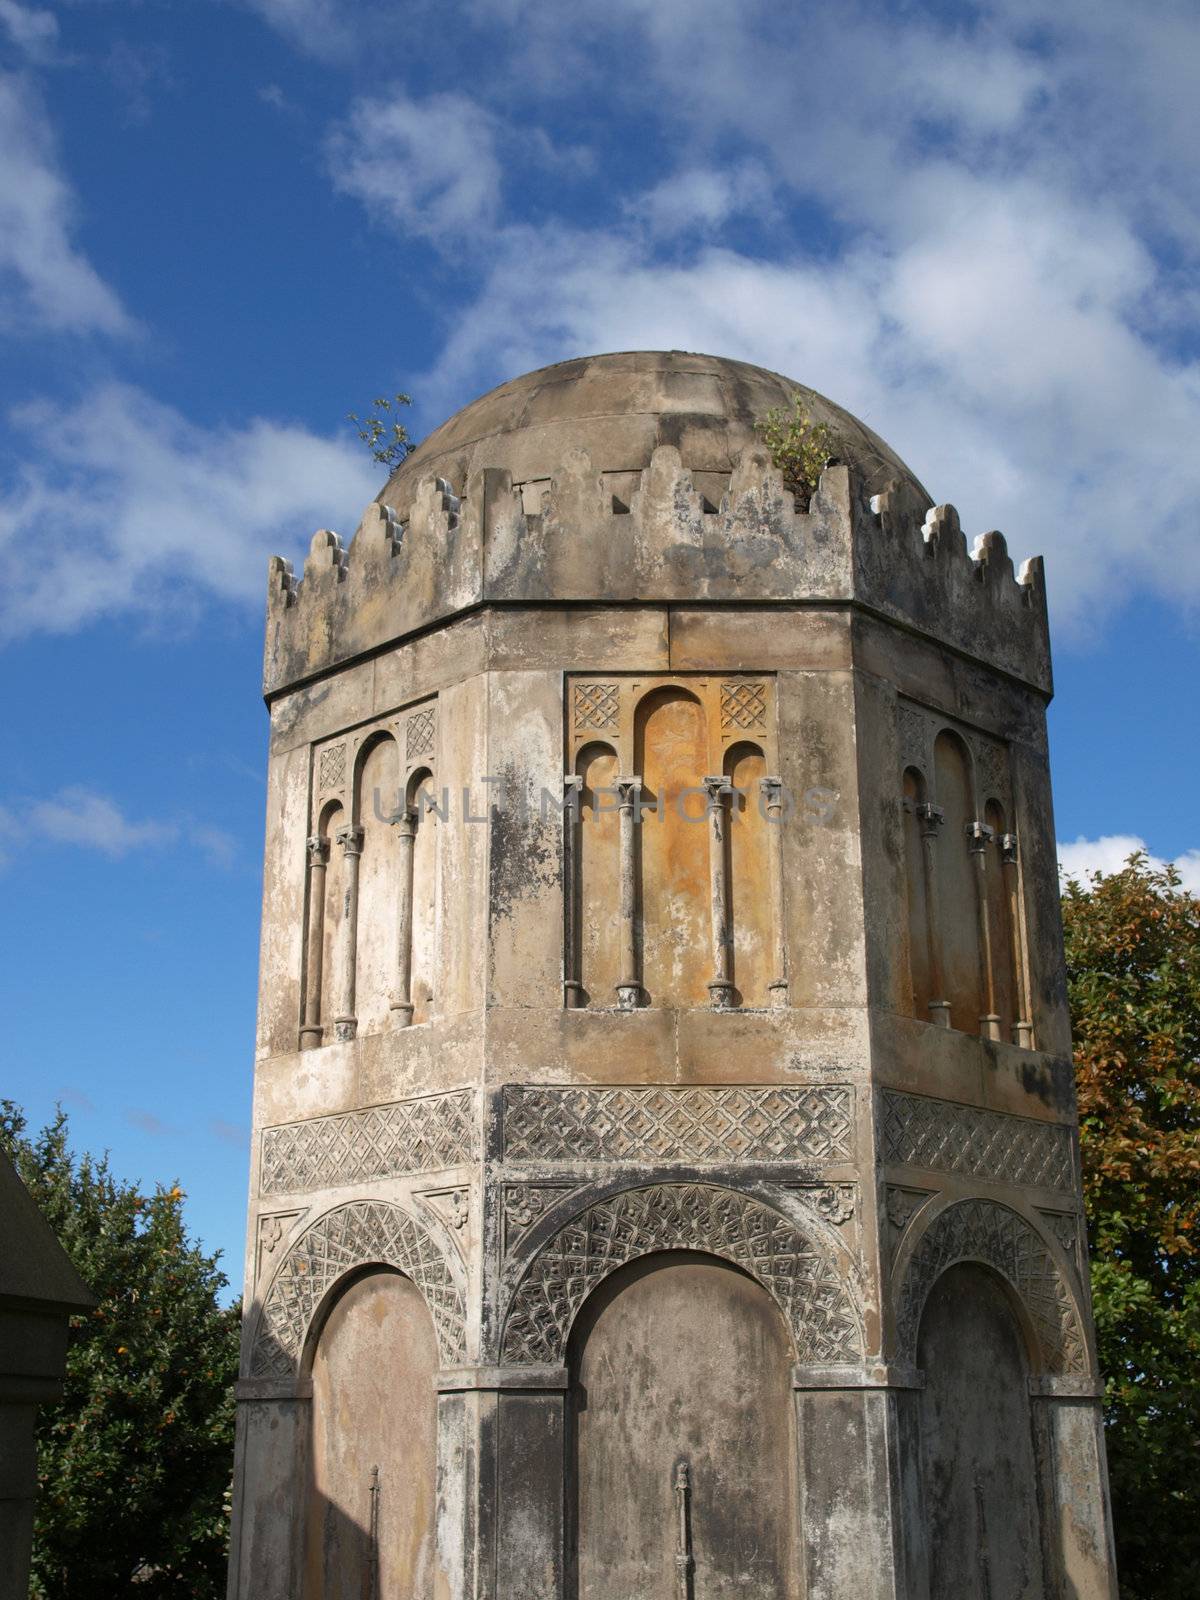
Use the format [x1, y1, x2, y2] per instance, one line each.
[261, 1091, 476, 1196]
[880, 1090, 1073, 1193]
[720, 681, 767, 731]
[502, 1085, 853, 1164]
[572, 682, 620, 733]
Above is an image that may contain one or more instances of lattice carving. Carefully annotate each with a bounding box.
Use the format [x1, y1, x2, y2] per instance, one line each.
[720, 680, 767, 732]
[501, 1183, 862, 1365]
[261, 1091, 476, 1195]
[503, 1085, 853, 1164]
[895, 1198, 1087, 1374]
[251, 1200, 466, 1376]
[573, 681, 619, 732]
[897, 703, 931, 775]
[973, 736, 1011, 809]
[880, 1091, 1073, 1193]
[317, 742, 346, 792]
[406, 705, 435, 763]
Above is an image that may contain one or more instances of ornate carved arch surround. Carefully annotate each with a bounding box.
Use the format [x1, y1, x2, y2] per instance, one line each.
[501, 1182, 863, 1366]
[250, 1199, 467, 1378]
[894, 1196, 1088, 1376]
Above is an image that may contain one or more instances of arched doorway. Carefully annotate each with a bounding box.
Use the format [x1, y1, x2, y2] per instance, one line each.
[303, 1268, 438, 1600]
[569, 1250, 800, 1599]
[917, 1263, 1046, 1599]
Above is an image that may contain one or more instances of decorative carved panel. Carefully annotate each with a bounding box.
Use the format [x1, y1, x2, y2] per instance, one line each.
[502, 1085, 853, 1164]
[260, 1090, 476, 1195]
[251, 1199, 466, 1376]
[573, 681, 620, 733]
[501, 1182, 862, 1366]
[317, 742, 346, 793]
[880, 1090, 1073, 1193]
[720, 680, 767, 732]
[895, 1198, 1087, 1375]
[406, 704, 436, 763]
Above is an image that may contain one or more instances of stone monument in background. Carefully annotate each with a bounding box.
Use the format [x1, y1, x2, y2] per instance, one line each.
[227, 351, 1119, 1598]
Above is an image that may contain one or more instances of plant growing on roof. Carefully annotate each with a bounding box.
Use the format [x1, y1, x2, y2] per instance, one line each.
[756, 393, 834, 509]
[347, 392, 415, 471]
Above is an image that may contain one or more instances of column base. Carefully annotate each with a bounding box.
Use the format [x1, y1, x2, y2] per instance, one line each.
[332, 1015, 357, 1042]
[927, 1000, 952, 1027]
[615, 983, 641, 1010]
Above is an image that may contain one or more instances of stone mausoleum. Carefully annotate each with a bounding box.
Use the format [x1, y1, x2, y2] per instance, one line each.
[227, 351, 1119, 1599]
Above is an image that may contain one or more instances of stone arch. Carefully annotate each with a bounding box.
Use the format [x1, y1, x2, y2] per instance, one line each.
[250, 1200, 466, 1378]
[894, 1196, 1087, 1375]
[500, 1181, 863, 1365]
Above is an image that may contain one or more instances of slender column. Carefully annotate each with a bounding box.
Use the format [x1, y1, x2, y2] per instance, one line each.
[704, 776, 734, 1009]
[562, 775, 584, 1009]
[615, 776, 642, 1009]
[966, 819, 1001, 1040]
[674, 1461, 693, 1600]
[760, 776, 789, 1008]
[1001, 832, 1034, 1047]
[390, 808, 417, 1026]
[332, 825, 363, 1042]
[299, 835, 329, 1049]
[916, 803, 951, 1027]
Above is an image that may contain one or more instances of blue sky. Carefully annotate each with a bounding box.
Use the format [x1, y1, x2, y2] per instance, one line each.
[1, 0, 1197, 1298]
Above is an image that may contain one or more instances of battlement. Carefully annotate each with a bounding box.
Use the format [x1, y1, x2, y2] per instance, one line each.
[263, 444, 1050, 696]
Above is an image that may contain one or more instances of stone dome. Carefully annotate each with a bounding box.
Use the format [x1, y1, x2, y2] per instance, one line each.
[381, 350, 926, 513]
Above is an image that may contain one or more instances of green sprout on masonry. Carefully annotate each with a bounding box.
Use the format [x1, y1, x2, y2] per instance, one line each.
[347, 392, 415, 471]
[756, 394, 835, 510]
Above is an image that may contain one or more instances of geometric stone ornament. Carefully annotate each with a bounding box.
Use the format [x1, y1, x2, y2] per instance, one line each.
[317, 741, 346, 793]
[406, 704, 436, 763]
[720, 680, 767, 732]
[250, 1199, 467, 1377]
[500, 1182, 863, 1366]
[501, 1184, 582, 1257]
[572, 681, 620, 733]
[880, 1089, 1074, 1194]
[894, 1197, 1087, 1375]
[503, 1085, 854, 1164]
[260, 1090, 476, 1195]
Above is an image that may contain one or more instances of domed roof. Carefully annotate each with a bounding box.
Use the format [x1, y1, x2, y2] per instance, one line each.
[381, 350, 925, 512]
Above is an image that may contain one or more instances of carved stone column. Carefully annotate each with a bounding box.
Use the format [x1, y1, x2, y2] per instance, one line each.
[704, 775, 734, 1009]
[332, 825, 363, 1042]
[1001, 832, 1034, 1047]
[299, 835, 329, 1050]
[561, 775, 584, 1009]
[615, 777, 642, 1009]
[761, 775, 789, 1007]
[966, 820, 1001, 1041]
[916, 803, 951, 1027]
[390, 808, 417, 1027]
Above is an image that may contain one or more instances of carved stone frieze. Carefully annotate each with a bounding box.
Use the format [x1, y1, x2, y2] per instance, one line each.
[880, 1090, 1073, 1193]
[501, 1184, 582, 1256]
[260, 1090, 476, 1196]
[896, 702, 932, 775]
[502, 1085, 853, 1165]
[1038, 1208, 1083, 1266]
[255, 1209, 302, 1284]
[406, 705, 436, 764]
[895, 1198, 1086, 1375]
[251, 1200, 466, 1377]
[501, 1182, 862, 1366]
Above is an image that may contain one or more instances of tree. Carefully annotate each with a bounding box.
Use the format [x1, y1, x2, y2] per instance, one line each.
[347, 391, 414, 471]
[0, 1104, 240, 1598]
[755, 394, 834, 509]
[1062, 855, 1200, 1599]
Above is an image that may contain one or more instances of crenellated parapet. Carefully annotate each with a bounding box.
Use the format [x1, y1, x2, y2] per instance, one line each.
[263, 443, 1050, 695]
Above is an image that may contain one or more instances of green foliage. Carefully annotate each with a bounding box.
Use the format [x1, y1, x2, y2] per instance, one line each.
[1063, 855, 1200, 1599]
[347, 391, 414, 471]
[0, 1103, 240, 1599]
[755, 393, 835, 508]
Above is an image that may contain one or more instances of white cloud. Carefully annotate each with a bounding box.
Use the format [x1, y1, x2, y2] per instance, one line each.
[0, 0, 57, 61]
[327, 89, 501, 244]
[0, 70, 132, 335]
[0, 786, 240, 869]
[1058, 834, 1200, 894]
[628, 163, 776, 239]
[0, 381, 378, 636]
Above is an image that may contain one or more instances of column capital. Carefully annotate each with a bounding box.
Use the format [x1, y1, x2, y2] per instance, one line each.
[965, 818, 994, 851]
[1000, 830, 1019, 864]
[305, 835, 330, 867]
[615, 774, 642, 802]
[334, 824, 364, 856]
[915, 801, 944, 834]
[389, 807, 417, 837]
[703, 774, 733, 797]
